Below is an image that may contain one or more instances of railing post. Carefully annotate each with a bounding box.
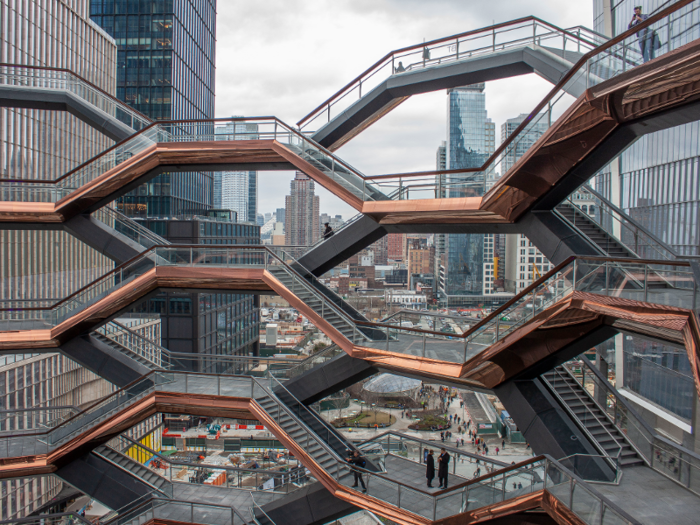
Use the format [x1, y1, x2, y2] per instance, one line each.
[359, 80, 362, 99]
[422, 334, 426, 358]
[533, 22, 536, 45]
[492, 28, 496, 51]
[397, 484, 401, 508]
[644, 265, 648, 303]
[463, 337, 468, 361]
[456, 38, 460, 59]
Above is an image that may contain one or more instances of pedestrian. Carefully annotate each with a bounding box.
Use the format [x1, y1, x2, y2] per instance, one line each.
[440, 431, 445, 442]
[628, 6, 660, 62]
[426, 449, 435, 488]
[518, 482, 523, 489]
[346, 451, 367, 492]
[323, 222, 334, 239]
[513, 482, 517, 490]
[474, 466, 481, 478]
[495, 446, 499, 456]
[502, 439, 505, 449]
[438, 448, 450, 489]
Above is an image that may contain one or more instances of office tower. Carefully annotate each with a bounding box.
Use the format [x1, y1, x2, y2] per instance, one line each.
[276, 208, 286, 227]
[441, 84, 495, 305]
[257, 214, 265, 227]
[434, 142, 447, 288]
[91, 0, 217, 217]
[0, 1, 122, 518]
[214, 120, 259, 223]
[500, 114, 548, 174]
[285, 172, 320, 246]
[498, 112, 550, 294]
[0, 0, 117, 301]
[592, 0, 700, 434]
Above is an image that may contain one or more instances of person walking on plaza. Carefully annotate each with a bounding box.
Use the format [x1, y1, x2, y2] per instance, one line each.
[347, 450, 367, 492]
[438, 448, 451, 488]
[426, 449, 435, 488]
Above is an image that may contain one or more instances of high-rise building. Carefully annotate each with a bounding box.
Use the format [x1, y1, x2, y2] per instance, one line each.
[500, 114, 548, 174]
[441, 84, 495, 305]
[0, 0, 121, 518]
[91, 0, 217, 217]
[214, 121, 258, 223]
[276, 208, 286, 227]
[285, 172, 320, 246]
[434, 142, 447, 288]
[592, 0, 700, 437]
[497, 112, 551, 295]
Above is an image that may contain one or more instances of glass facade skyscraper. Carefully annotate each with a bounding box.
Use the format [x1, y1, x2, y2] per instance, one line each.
[441, 85, 495, 303]
[90, 0, 217, 217]
[214, 121, 258, 223]
[593, 0, 699, 431]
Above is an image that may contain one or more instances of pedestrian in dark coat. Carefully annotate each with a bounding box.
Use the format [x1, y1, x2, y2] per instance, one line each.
[426, 450, 435, 487]
[438, 448, 451, 488]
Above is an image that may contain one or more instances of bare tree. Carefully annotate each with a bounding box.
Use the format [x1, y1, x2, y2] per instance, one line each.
[330, 391, 350, 419]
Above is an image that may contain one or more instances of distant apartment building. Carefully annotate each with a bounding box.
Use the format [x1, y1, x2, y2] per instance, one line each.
[285, 172, 320, 246]
[320, 213, 344, 232]
[407, 238, 434, 276]
[388, 233, 407, 263]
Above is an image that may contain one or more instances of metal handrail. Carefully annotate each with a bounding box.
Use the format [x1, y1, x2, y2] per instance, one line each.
[114, 434, 304, 481]
[297, 17, 602, 128]
[93, 445, 173, 498]
[357, 430, 510, 469]
[542, 367, 625, 478]
[96, 320, 167, 368]
[1, 250, 694, 342]
[0, 62, 153, 126]
[0, 512, 93, 525]
[578, 356, 700, 469]
[562, 186, 700, 260]
[104, 496, 250, 525]
[95, 205, 171, 247]
[250, 493, 277, 525]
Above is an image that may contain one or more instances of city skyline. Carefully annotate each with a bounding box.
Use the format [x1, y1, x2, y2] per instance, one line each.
[215, 1, 590, 217]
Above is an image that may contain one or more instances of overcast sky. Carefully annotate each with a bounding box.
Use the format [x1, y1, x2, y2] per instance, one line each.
[215, 1, 593, 220]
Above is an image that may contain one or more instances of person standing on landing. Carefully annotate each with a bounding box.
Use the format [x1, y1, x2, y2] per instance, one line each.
[426, 449, 435, 488]
[346, 450, 367, 492]
[438, 448, 450, 489]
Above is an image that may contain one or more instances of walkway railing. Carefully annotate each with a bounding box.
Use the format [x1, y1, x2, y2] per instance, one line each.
[105, 497, 250, 525]
[106, 434, 310, 495]
[0, 248, 697, 366]
[93, 206, 171, 250]
[559, 185, 700, 261]
[358, 0, 698, 201]
[0, 63, 152, 133]
[571, 357, 700, 496]
[297, 19, 608, 131]
[542, 367, 626, 482]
